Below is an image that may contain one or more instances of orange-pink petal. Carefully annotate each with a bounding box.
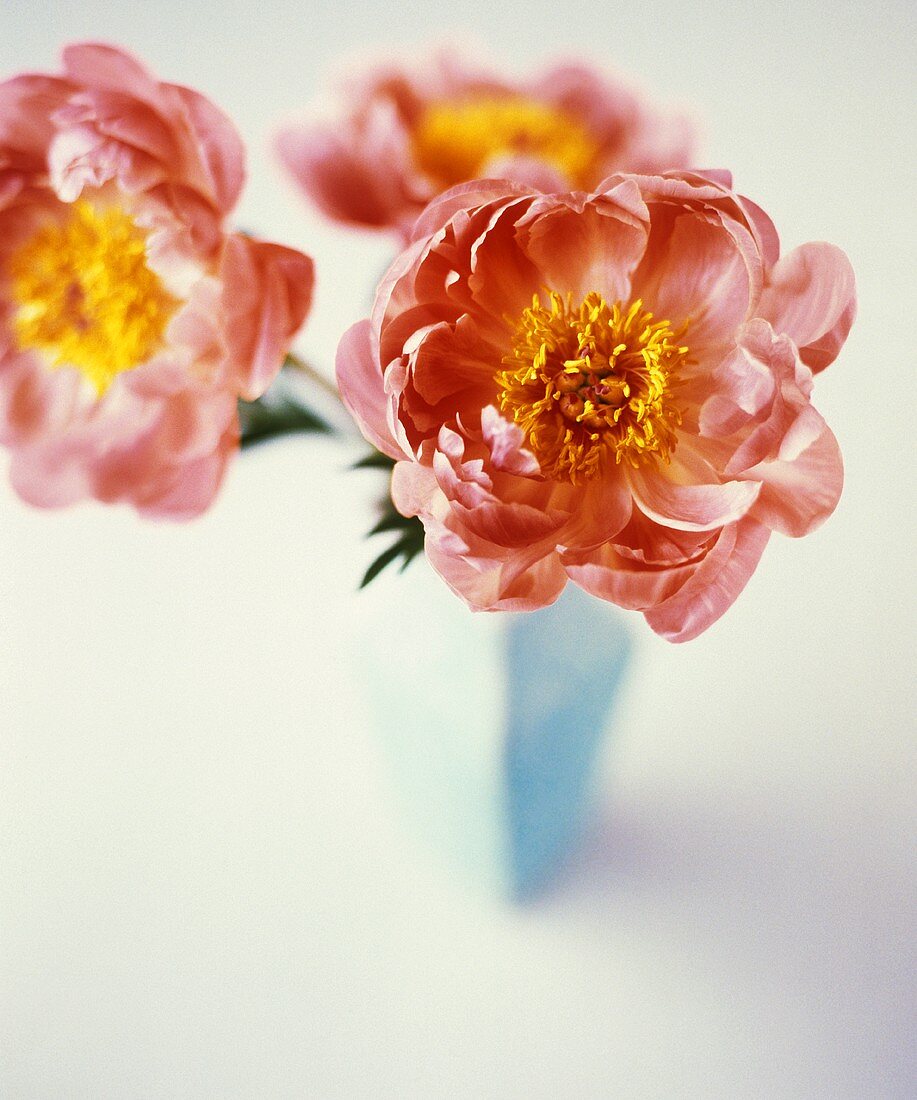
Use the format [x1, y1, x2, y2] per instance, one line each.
[757, 242, 856, 373]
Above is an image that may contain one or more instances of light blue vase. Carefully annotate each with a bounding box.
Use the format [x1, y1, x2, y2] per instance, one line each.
[352, 561, 632, 899]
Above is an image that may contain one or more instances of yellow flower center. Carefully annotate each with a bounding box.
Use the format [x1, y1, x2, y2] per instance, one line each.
[412, 96, 598, 189]
[8, 200, 179, 395]
[496, 291, 688, 482]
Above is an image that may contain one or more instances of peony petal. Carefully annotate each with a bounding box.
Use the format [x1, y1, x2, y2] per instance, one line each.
[61, 43, 162, 107]
[631, 205, 759, 353]
[425, 528, 567, 612]
[559, 465, 632, 549]
[411, 179, 534, 242]
[519, 183, 649, 302]
[430, 423, 563, 547]
[757, 242, 856, 373]
[275, 101, 417, 230]
[134, 438, 235, 520]
[8, 437, 95, 508]
[408, 315, 497, 407]
[0, 351, 82, 446]
[563, 537, 698, 611]
[219, 234, 314, 400]
[53, 91, 178, 167]
[480, 405, 540, 477]
[629, 455, 760, 532]
[739, 194, 780, 267]
[466, 198, 544, 325]
[391, 457, 438, 516]
[745, 415, 843, 537]
[336, 320, 403, 459]
[49, 125, 166, 200]
[0, 75, 72, 168]
[481, 154, 568, 192]
[643, 518, 771, 642]
[171, 84, 245, 212]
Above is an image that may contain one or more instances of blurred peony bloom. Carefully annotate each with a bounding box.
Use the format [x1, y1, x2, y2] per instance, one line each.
[337, 171, 855, 641]
[0, 43, 314, 517]
[276, 49, 692, 238]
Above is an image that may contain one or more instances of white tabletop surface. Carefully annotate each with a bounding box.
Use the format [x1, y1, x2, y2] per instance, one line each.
[1, 1, 915, 1096]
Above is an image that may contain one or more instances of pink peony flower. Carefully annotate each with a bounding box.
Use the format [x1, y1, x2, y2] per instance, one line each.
[337, 171, 855, 641]
[0, 43, 314, 518]
[276, 49, 692, 238]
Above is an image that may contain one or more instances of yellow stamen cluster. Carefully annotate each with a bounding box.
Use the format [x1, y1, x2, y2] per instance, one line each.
[496, 291, 688, 482]
[412, 95, 598, 190]
[8, 200, 179, 395]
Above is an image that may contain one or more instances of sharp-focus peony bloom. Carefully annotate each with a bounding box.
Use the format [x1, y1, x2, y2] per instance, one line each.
[337, 171, 855, 641]
[0, 43, 314, 517]
[276, 49, 692, 238]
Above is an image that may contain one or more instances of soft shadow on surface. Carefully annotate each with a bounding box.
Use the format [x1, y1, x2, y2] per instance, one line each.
[536, 791, 916, 1097]
[555, 792, 912, 909]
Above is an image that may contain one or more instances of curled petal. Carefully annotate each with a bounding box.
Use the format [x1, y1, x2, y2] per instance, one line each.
[632, 205, 759, 353]
[170, 84, 245, 213]
[411, 179, 534, 242]
[739, 195, 780, 267]
[480, 405, 540, 477]
[426, 524, 568, 612]
[407, 315, 496, 408]
[560, 465, 632, 548]
[219, 234, 314, 400]
[629, 452, 760, 532]
[519, 181, 649, 302]
[431, 423, 564, 547]
[391, 457, 439, 517]
[61, 42, 163, 105]
[563, 536, 700, 611]
[466, 198, 545, 324]
[701, 321, 808, 476]
[758, 242, 856, 373]
[0, 75, 74, 169]
[643, 518, 771, 642]
[745, 414, 843, 537]
[336, 320, 403, 459]
[276, 102, 417, 231]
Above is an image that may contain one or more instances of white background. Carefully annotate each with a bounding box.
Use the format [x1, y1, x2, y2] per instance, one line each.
[1, 1, 915, 1096]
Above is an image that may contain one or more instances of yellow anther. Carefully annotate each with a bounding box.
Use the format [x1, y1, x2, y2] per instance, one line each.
[496, 290, 688, 481]
[9, 200, 178, 394]
[412, 96, 599, 189]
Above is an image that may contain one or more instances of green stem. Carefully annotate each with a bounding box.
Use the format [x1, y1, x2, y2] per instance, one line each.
[284, 351, 346, 409]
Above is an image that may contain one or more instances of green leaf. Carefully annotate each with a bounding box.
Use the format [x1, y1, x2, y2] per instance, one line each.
[360, 540, 410, 589]
[352, 450, 396, 470]
[238, 392, 331, 450]
[368, 512, 417, 536]
[359, 510, 425, 590]
[398, 544, 422, 572]
[353, 446, 424, 590]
